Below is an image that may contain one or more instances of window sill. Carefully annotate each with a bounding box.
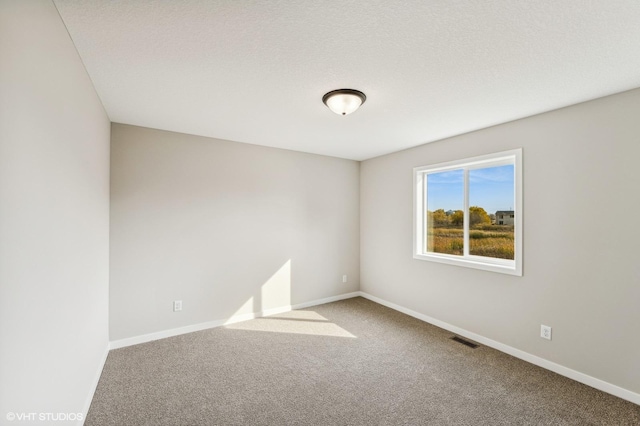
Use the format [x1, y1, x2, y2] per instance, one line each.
[413, 252, 522, 276]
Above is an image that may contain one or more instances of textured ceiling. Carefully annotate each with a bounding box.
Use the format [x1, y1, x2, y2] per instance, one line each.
[54, 0, 640, 160]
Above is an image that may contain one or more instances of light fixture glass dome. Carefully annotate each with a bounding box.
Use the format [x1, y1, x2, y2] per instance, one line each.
[322, 89, 366, 116]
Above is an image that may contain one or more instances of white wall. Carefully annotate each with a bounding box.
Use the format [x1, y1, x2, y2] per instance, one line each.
[110, 124, 360, 341]
[360, 88, 640, 396]
[0, 0, 110, 423]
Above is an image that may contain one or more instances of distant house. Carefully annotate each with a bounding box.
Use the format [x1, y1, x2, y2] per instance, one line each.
[445, 210, 455, 216]
[495, 210, 514, 225]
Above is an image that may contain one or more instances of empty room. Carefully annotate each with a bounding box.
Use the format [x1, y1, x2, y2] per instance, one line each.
[2, 1, 640, 425]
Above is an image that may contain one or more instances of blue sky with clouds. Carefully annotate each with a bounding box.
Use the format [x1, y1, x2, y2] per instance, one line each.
[426, 165, 514, 214]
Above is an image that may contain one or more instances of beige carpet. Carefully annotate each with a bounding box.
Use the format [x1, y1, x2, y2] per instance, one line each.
[87, 297, 640, 425]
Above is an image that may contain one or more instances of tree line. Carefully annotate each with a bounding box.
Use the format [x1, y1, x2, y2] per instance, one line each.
[428, 207, 492, 227]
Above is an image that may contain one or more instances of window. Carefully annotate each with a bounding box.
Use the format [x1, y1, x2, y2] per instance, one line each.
[414, 149, 522, 276]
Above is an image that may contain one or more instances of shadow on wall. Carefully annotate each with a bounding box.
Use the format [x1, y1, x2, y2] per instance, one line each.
[228, 259, 292, 319]
[227, 259, 355, 338]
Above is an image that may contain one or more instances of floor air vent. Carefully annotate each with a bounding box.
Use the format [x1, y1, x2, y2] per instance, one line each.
[451, 336, 479, 349]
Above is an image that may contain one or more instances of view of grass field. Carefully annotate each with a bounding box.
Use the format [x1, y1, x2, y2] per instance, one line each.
[425, 164, 515, 260]
[426, 211, 515, 260]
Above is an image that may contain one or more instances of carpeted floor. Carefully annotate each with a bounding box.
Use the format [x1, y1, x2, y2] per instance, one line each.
[87, 297, 640, 425]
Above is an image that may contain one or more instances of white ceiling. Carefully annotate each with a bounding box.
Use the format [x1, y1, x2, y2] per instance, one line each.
[54, 0, 640, 161]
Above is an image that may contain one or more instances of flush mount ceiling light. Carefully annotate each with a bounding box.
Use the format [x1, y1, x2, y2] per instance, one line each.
[322, 89, 366, 116]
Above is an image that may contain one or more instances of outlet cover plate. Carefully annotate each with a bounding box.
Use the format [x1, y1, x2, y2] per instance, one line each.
[540, 324, 552, 340]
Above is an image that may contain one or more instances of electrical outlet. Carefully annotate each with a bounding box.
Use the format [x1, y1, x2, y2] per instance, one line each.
[173, 300, 182, 312]
[540, 324, 552, 340]
[342, 275, 348, 283]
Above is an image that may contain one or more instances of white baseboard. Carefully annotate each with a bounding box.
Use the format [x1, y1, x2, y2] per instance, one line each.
[109, 291, 361, 350]
[358, 291, 640, 406]
[291, 291, 361, 310]
[80, 342, 109, 425]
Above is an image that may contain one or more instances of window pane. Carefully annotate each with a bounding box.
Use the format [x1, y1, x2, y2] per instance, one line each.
[468, 165, 514, 259]
[426, 169, 464, 255]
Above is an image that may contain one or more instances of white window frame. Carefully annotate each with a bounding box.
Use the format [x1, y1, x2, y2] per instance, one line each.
[413, 149, 523, 276]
